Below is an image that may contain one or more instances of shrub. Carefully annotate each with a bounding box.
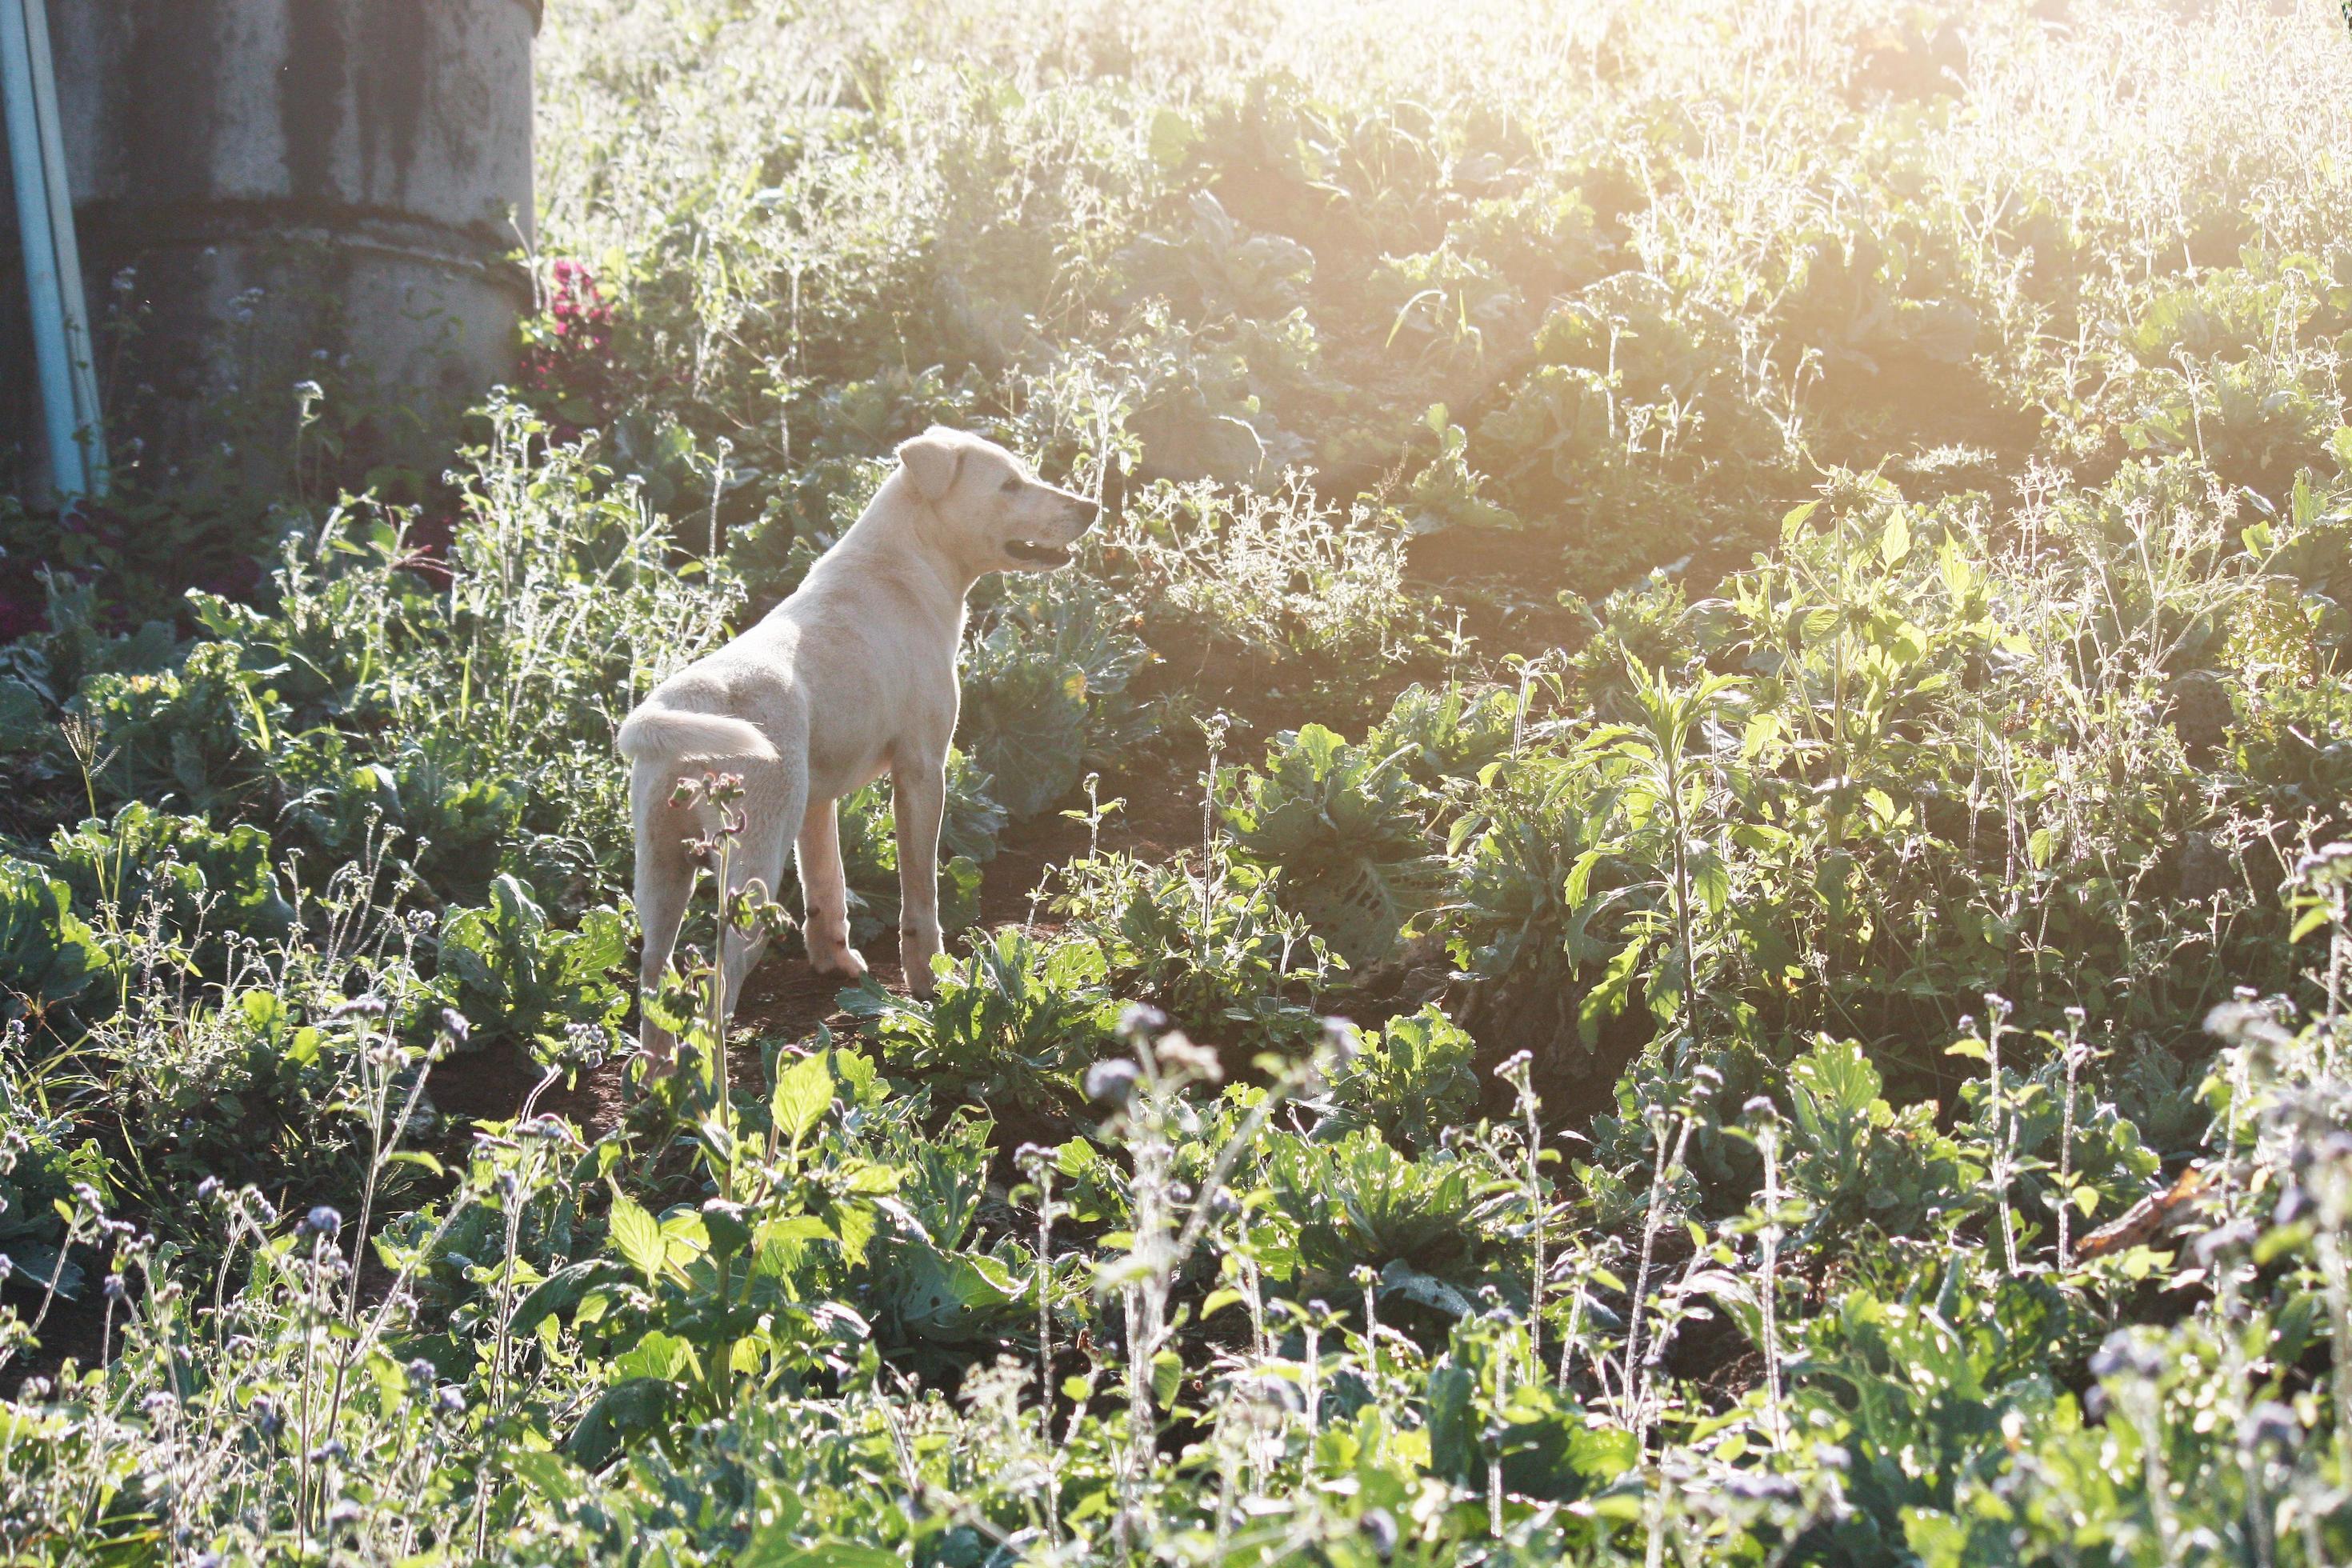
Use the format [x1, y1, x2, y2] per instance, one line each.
[1050, 849, 1335, 1054]
[958, 571, 1154, 820]
[1266, 1128, 1514, 1290]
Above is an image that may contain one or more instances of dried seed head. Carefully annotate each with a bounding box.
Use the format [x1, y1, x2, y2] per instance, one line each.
[1085, 1058, 1140, 1107]
[1156, 1032, 1222, 1082]
[2089, 1330, 2164, 1382]
[2245, 1401, 2301, 1454]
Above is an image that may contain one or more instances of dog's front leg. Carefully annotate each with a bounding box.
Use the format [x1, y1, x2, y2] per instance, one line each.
[893, 754, 948, 998]
[798, 797, 868, 980]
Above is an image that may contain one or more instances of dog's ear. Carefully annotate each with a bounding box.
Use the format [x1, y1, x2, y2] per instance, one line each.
[898, 427, 966, 502]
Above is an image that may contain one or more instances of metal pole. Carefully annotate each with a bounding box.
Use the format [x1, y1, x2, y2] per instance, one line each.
[2, 0, 103, 501]
[20, 0, 99, 494]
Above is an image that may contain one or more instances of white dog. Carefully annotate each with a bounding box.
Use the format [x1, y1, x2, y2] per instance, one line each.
[617, 427, 1099, 1066]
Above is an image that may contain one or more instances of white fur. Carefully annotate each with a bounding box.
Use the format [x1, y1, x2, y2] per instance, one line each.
[614, 709, 778, 764]
[618, 426, 1098, 1068]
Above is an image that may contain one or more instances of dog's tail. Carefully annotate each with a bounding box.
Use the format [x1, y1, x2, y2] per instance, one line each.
[616, 705, 780, 765]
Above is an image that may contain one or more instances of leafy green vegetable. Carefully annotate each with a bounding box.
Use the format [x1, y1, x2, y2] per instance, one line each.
[431, 874, 629, 1060]
[1321, 1002, 1480, 1154]
[1269, 1129, 1513, 1287]
[0, 855, 113, 1027]
[841, 928, 1119, 1116]
[1222, 723, 1445, 966]
[49, 802, 294, 970]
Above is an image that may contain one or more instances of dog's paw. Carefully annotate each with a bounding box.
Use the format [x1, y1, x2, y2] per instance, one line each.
[810, 944, 869, 982]
[899, 925, 944, 998]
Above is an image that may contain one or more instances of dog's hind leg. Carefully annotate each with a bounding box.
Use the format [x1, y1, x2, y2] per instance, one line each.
[718, 766, 805, 1024]
[797, 797, 868, 981]
[633, 795, 696, 1072]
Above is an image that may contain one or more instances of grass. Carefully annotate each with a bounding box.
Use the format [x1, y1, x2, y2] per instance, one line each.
[0, 0, 2350, 1561]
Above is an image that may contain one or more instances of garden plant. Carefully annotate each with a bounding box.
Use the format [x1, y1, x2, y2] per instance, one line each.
[3, 0, 2352, 1562]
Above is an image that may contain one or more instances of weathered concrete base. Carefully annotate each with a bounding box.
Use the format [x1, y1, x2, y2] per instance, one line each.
[3, 0, 536, 500]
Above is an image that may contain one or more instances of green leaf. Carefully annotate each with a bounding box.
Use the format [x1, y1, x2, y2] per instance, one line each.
[937, 854, 986, 934]
[609, 1194, 666, 1282]
[1689, 846, 1730, 916]
[830, 1201, 878, 1267]
[511, 1258, 626, 1336]
[0, 857, 114, 1023]
[1937, 538, 1976, 602]
[1146, 106, 1201, 170]
[2027, 826, 2058, 870]
[1901, 1506, 1969, 1568]
[1151, 1348, 1184, 1410]
[771, 1051, 834, 1152]
[739, 1539, 901, 1568]
[509, 1449, 584, 1503]
[1578, 936, 1646, 1049]
[1564, 847, 1604, 910]
[565, 1376, 674, 1470]
[0, 678, 45, 750]
[1878, 513, 1910, 567]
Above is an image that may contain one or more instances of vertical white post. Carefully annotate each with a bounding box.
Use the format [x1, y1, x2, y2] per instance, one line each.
[2, 0, 104, 501]
[21, 0, 98, 494]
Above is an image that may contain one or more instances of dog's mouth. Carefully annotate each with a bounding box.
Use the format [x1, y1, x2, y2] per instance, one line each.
[1005, 539, 1074, 568]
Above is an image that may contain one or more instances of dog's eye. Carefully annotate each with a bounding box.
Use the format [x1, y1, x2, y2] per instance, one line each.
[1000, 475, 1023, 494]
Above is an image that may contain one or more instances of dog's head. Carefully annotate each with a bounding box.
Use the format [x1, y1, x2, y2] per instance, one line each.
[895, 427, 1099, 574]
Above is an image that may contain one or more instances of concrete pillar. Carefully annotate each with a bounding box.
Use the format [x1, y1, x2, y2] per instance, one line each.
[5, 0, 537, 497]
